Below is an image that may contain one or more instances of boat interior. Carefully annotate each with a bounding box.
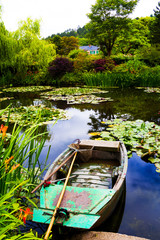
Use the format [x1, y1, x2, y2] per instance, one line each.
[55, 140, 123, 190]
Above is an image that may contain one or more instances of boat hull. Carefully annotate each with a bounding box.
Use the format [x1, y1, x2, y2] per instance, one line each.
[33, 140, 128, 230]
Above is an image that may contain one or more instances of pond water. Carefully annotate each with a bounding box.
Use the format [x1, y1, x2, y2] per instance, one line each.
[1, 88, 160, 240]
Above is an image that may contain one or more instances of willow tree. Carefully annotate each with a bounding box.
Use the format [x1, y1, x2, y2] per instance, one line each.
[12, 18, 56, 83]
[0, 22, 18, 81]
[86, 0, 138, 56]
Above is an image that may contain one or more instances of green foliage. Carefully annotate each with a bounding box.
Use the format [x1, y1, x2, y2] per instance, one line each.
[115, 17, 152, 55]
[113, 59, 148, 73]
[48, 26, 88, 38]
[0, 22, 17, 84]
[92, 119, 160, 171]
[78, 38, 91, 46]
[86, 0, 138, 56]
[73, 52, 98, 73]
[149, 2, 160, 44]
[0, 182, 41, 239]
[111, 54, 134, 64]
[60, 72, 83, 86]
[49, 35, 79, 56]
[82, 66, 160, 88]
[0, 18, 56, 87]
[1, 105, 69, 126]
[68, 49, 85, 59]
[40, 87, 111, 104]
[59, 36, 79, 55]
[136, 45, 160, 66]
[0, 107, 51, 239]
[2, 86, 52, 93]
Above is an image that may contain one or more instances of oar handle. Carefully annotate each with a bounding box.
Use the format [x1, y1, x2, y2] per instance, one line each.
[31, 151, 76, 194]
[44, 151, 77, 240]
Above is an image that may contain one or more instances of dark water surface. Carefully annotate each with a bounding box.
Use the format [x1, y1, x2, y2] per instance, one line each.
[1, 88, 160, 239]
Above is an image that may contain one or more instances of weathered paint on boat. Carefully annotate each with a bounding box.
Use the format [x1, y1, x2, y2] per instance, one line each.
[32, 140, 128, 230]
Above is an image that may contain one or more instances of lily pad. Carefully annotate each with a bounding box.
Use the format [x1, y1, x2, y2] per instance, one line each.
[136, 87, 160, 94]
[89, 119, 160, 169]
[0, 105, 70, 126]
[2, 86, 53, 93]
[0, 97, 14, 102]
[40, 87, 112, 104]
[40, 87, 108, 97]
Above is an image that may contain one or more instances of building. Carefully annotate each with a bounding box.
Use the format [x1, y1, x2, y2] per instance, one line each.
[80, 45, 99, 55]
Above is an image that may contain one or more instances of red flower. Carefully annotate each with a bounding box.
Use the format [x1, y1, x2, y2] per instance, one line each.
[0, 124, 8, 139]
[19, 208, 33, 224]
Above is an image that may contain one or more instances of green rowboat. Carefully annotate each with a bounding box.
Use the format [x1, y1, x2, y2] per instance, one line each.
[32, 139, 128, 230]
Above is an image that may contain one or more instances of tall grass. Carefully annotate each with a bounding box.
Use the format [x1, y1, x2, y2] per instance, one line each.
[82, 68, 160, 88]
[0, 107, 51, 239]
[0, 181, 41, 239]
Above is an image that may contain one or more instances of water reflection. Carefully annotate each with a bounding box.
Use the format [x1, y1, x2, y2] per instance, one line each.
[0, 88, 160, 239]
[119, 153, 160, 240]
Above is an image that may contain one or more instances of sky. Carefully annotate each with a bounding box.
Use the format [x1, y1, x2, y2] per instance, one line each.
[0, 0, 159, 38]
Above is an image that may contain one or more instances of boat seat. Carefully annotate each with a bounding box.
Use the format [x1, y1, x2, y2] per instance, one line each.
[69, 164, 116, 189]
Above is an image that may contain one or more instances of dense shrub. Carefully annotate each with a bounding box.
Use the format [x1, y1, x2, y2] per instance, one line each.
[48, 57, 74, 80]
[136, 46, 160, 67]
[73, 52, 99, 73]
[60, 72, 84, 86]
[93, 58, 115, 72]
[111, 54, 134, 65]
[68, 49, 85, 59]
[113, 59, 148, 73]
[93, 59, 106, 72]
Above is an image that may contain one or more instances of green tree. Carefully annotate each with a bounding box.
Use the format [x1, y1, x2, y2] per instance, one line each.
[115, 17, 153, 54]
[59, 36, 79, 55]
[86, 0, 138, 56]
[12, 18, 56, 83]
[48, 35, 63, 54]
[0, 22, 18, 81]
[150, 2, 160, 44]
[78, 37, 91, 46]
[49, 35, 79, 55]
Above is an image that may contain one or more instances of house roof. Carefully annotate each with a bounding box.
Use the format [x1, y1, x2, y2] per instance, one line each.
[80, 45, 99, 51]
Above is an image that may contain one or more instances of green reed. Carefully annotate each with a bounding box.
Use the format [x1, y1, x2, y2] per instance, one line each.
[82, 68, 160, 88]
[0, 107, 51, 239]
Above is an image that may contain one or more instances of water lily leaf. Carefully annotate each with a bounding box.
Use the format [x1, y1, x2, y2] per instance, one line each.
[0, 97, 14, 102]
[0, 105, 70, 126]
[88, 132, 101, 136]
[40, 87, 112, 104]
[90, 118, 160, 170]
[3, 86, 53, 93]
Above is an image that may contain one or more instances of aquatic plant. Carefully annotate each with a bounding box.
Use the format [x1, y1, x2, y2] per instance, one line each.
[89, 119, 160, 172]
[40, 87, 108, 96]
[2, 86, 53, 93]
[0, 105, 70, 126]
[136, 87, 160, 93]
[40, 87, 111, 104]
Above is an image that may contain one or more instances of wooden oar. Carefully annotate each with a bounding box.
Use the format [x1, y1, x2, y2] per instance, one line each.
[44, 151, 77, 240]
[31, 151, 76, 194]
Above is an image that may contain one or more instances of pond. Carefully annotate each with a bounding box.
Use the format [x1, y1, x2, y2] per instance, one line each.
[1, 87, 160, 240]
